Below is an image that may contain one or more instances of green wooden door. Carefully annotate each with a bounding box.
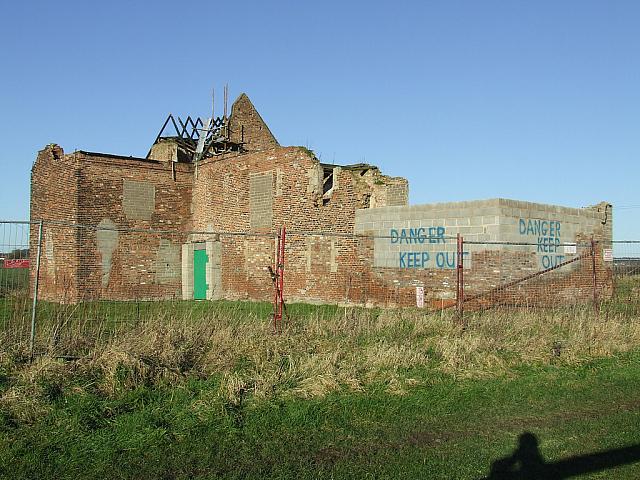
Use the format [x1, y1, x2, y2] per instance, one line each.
[193, 249, 208, 300]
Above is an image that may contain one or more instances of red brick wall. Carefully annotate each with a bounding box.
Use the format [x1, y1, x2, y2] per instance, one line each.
[30, 145, 80, 302]
[360, 245, 612, 309]
[31, 148, 193, 302]
[191, 146, 389, 302]
[228, 94, 279, 152]
[31, 144, 611, 309]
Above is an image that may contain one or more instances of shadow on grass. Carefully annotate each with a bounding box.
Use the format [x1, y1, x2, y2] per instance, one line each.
[484, 432, 640, 479]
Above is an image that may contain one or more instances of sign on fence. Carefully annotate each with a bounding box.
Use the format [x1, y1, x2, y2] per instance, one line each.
[603, 249, 613, 262]
[3, 259, 30, 268]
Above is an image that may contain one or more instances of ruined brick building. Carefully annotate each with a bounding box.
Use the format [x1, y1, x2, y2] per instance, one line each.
[31, 93, 613, 307]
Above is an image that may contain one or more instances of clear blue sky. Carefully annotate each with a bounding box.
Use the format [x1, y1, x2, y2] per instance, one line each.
[1, 0, 638, 239]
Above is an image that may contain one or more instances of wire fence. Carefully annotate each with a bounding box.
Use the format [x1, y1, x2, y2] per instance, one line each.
[0, 220, 637, 359]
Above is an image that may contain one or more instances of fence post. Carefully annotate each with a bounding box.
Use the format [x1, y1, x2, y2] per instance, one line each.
[591, 236, 599, 315]
[29, 220, 43, 361]
[456, 234, 464, 324]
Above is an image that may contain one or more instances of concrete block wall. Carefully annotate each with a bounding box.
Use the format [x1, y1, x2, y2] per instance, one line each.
[355, 199, 506, 270]
[353, 198, 613, 307]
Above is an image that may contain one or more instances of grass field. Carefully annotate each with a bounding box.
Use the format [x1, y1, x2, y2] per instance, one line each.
[0, 278, 639, 479]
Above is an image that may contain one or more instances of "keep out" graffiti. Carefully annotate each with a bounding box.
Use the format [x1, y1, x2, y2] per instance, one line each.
[390, 227, 468, 269]
[518, 218, 567, 268]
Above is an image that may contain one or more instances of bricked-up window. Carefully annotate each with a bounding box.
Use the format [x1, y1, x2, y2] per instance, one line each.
[122, 179, 155, 220]
[249, 171, 273, 230]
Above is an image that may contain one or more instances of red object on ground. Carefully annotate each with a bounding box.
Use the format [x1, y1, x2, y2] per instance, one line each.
[3, 259, 30, 269]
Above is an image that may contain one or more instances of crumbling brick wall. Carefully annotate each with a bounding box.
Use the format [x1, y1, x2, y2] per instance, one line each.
[190, 146, 406, 303]
[30, 95, 611, 310]
[31, 148, 193, 302]
[228, 94, 279, 152]
[30, 145, 80, 302]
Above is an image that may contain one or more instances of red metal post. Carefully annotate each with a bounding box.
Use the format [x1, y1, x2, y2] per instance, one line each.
[273, 226, 286, 333]
[456, 234, 464, 322]
[278, 226, 286, 329]
[273, 229, 281, 332]
[591, 237, 599, 314]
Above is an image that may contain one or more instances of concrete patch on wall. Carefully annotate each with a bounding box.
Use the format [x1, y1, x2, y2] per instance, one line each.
[331, 167, 341, 192]
[244, 237, 273, 274]
[222, 172, 239, 213]
[305, 237, 313, 272]
[206, 240, 222, 300]
[123, 179, 155, 220]
[181, 243, 194, 300]
[304, 235, 332, 273]
[96, 218, 119, 287]
[155, 239, 181, 284]
[45, 230, 55, 276]
[249, 171, 273, 230]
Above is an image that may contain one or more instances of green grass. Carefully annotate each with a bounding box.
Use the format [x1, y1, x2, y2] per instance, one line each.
[0, 279, 639, 479]
[604, 275, 640, 315]
[0, 268, 28, 293]
[1, 351, 639, 479]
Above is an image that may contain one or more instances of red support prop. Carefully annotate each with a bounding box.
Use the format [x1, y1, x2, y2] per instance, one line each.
[456, 234, 465, 323]
[273, 226, 286, 333]
[591, 237, 599, 315]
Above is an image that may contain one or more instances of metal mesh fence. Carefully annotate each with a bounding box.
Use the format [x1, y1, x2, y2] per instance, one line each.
[0, 220, 637, 358]
[461, 239, 604, 310]
[0, 221, 32, 347]
[611, 240, 640, 316]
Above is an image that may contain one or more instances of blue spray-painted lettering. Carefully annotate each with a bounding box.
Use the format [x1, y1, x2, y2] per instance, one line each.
[398, 251, 469, 269]
[519, 219, 561, 238]
[399, 251, 430, 268]
[519, 218, 566, 269]
[436, 252, 456, 268]
[393, 226, 468, 269]
[390, 227, 446, 244]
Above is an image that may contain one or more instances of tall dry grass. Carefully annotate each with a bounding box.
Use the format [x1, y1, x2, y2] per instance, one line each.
[1, 302, 639, 423]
